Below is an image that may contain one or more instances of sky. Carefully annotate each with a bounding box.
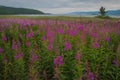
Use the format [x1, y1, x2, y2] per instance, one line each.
[0, 0, 120, 14]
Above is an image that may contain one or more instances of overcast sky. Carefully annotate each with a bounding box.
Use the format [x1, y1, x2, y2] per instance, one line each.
[0, 0, 120, 14]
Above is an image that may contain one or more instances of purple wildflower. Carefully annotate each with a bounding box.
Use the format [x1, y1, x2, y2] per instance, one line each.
[46, 31, 53, 38]
[30, 29, 34, 35]
[87, 71, 94, 80]
[67, 29, 78, 36]
[26, 34, 31, 38]
[75, 52, 81, 60]
[25, 41, 30, 47]
[92, 42, 100, 49]
[64, 42, 71, 51]
[0, 48, 4, 53]
[14, 52, 23, 60]
[113, 59, 119, 67]
[105, 36, 110, 42]
[47, 44, 53, 51]
[80, 34, 84, 40]
[26, 29, 34, 38]
[77, 25, 84, 30]
[46, 31, 55, 43]
[91, 32, 98, 38]
[2, 35, 7, 42]
[54, 56, 63, 66]
[12, 40, 18, 50]
[85, 28, 90, 35]
[41, 36, 47, 41]
[80, 34, 86, 44]
[31, 54, 38, 62]
[48, 37, 54, 44]
[0, 27, 5, 32]
[57, 28, 64, 34]
[116, 31, 120, 36]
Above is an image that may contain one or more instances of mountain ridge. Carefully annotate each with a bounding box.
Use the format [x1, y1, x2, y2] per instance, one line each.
[0, 5, 44, 15]
[68, 10, 120, 16]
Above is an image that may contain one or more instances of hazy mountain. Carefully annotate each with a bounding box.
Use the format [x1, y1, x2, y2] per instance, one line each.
[107, 10, 120, 16]
[68, 10, 120, 16]
[0, 5, 44, 15]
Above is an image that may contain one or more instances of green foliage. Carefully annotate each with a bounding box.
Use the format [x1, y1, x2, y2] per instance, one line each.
[95, 15, 112, 19]
[99, 6, 107, 16]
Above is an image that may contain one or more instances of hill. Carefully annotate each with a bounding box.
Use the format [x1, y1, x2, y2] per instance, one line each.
[0, 5, 44, 15]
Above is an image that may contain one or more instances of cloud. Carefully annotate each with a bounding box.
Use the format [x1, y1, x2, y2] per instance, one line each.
[0, 0, 120, 13]
[0, 0, 69, 8]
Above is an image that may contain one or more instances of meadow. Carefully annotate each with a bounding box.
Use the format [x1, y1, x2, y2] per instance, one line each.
[0, 16, 120, 80]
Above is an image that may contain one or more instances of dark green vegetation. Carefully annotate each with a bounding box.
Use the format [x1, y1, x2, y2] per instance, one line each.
[99, 6, 107, 17]
[0, 5, 44, 15]
[95, 7, 111, 19]
[95, 15, 112, 19]
[96, 6, 112, 19]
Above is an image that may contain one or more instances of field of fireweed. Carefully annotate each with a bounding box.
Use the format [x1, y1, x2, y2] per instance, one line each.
[0, 17, 120, 80]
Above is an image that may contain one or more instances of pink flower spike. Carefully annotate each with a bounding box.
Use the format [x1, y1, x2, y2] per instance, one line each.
[64, 42, 71, 51]
[0, 48, 4, 53]
[14, 52, 23, 60]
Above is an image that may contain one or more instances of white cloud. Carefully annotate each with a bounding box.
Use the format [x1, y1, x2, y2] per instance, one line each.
[0, 0, 120, 13]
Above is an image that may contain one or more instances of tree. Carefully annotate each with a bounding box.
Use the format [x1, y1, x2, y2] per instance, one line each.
[99, 6, 107, 16]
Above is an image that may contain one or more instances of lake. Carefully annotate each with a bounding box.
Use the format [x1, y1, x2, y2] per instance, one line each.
[0, 14, 120, 18]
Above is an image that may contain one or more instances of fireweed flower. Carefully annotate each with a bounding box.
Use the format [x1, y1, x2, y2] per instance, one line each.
[0, 27, 6, 32]
[77, 25, 84, 30]
[116, 31, 120, 36]
[80, 34, 84, 40]
[67, 29, 78, 36]
[57, 28, 64, 34]
[64, 42, 71, 51]
[87, 71, 94, 80]
[0, 48, 4, 53]
[85, 28, 90, 35]
[113, 59, 119, 67]
[46, 31, 55, 44]
[41, 36, 47, 41]
[80, 34, 86, 44]
[26, 29, 34, 38]
[30, 29, 34, 36]
[47, 43, 53, 51]
[25, 41, 30, 47]
[46, 31, 53, 39]
[48, 37, 54, 44]
[14, 52, 23, 60]
[75, 52, 81, 60]
[2, 35, 7, 42]
[92, 42, 100, 49]
[105, 36, 110, 42]
[54, 56, 63, 66]
[91, 32, 98, 38]
[12, 40, 18, 50]
[31, 53, 38, 62]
